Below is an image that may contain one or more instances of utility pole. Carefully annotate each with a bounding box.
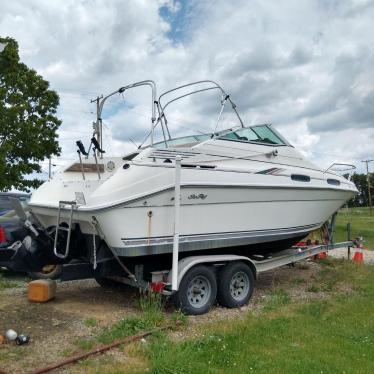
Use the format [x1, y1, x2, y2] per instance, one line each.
[48, 158, 52, 179]
[362, 159, 373, 215]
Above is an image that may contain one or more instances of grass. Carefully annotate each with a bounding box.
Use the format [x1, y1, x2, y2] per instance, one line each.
[97, 311, 164, 345]
[136, 289, 165, 314]
[0, 346, 24, 364]
[334, 206, 374, 249]
[74, 313, 164, 351]
[84, 318, 98, 328]
[3, 260, 371, 374]
[126, 260, 374, 374]
[0, 273, 19, 290]
[96, 290, 168, 345]
[262, 288, 291, 312]
[73, 290, 183, 352]
[306, 259, 344, 292]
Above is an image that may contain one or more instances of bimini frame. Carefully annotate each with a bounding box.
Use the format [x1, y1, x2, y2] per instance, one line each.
[92, 80, 157, 158]
[157, 80, 244, 143]
[93, 80, 245, 152]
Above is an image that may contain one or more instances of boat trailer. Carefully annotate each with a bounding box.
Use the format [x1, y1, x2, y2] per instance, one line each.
[54, 160, 361, 314]
[0, 157, 358, 315]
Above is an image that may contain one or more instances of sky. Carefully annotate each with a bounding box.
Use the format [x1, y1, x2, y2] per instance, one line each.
[1, 0, 374, 175]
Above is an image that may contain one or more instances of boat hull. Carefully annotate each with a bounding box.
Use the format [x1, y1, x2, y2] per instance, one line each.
[30, 185, 354, 257]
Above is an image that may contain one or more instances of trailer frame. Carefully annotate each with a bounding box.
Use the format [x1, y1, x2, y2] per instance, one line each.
[0, 155, 358, 315]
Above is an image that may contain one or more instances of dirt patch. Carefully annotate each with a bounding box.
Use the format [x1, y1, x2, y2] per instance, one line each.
[0, 260, 343, 373]
[0, 278, 143, 374]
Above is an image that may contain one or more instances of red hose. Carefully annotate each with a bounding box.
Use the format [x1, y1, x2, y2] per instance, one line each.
[28, 323, 178, 374]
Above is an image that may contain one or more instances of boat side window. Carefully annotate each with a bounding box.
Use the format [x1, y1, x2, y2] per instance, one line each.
[219, 125, 285, 145]
[291, 174, 311, 182]
[327, 178, 341, 186]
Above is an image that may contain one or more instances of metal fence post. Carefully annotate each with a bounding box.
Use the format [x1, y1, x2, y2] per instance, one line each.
[347, 222, 351, 259]
[172, 155, 182, 291]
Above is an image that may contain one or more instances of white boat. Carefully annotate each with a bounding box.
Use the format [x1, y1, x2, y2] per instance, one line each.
[26, 80, 357, 266]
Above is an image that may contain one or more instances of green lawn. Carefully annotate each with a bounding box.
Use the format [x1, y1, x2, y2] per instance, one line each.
[132, 260, 374, 374]
[334, 207, 374, 250]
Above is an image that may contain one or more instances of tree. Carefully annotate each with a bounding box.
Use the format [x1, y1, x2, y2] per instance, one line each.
[346, 173, 374, 207]
[0, 37, 61, 192]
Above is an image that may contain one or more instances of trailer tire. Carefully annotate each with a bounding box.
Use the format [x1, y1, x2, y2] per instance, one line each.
[217, 262, 254, 308]
[173, 265, 217, 315]
[28, 265, 62, 280]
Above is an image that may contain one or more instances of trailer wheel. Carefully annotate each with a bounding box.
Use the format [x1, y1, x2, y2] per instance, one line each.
[173, 265, 217, 315]
[28, 265, 62, 280]
[217, 262, 254, 308]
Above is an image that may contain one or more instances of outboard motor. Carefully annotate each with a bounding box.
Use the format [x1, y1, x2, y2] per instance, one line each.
[10, 234, 56, 272]
[7, 197, 84, 273]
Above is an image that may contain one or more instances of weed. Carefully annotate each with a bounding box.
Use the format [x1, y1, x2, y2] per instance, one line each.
[137, 289, 165, 313]
[0, 347, 24, 365]
[263, 288, 291, 311]
[72, 301, 166, 355]
[74, 338, 95, 351]
[320, 279, 337, 292]
[306, 259, 357, 294]
[84, 318, 98, 328]
[299, 300, 329, 318]
[61, 348, 73, 357]
[0, 274, 19, 290]
[297, 262, 310, 270]
[171, 309, 188, 327]
[307, 283, 320, 293]
[98, 312, 164, 345]
[291, 277, 306, 285]
[317, 257, 338, 267]
[77, 358, 97, 368]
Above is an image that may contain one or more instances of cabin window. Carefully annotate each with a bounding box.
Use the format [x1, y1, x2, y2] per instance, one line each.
[327, 178, 341, 186]
[291, 174, 310, 182]
[181, 164, 196, 168]
[219, 125, 285, 145]
[199, 165, 216, 169]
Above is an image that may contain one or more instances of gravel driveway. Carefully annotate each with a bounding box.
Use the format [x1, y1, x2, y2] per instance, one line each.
[328, 247, 374, 264]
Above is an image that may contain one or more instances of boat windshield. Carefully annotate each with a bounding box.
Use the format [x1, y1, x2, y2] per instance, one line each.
[153, 134, 211, 148]
[219, 125, 286, 145]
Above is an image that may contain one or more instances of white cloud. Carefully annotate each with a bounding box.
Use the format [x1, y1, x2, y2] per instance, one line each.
[1, 0, 373, 175]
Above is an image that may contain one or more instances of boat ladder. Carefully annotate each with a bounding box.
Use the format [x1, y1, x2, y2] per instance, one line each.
[53, 200, 77, 259]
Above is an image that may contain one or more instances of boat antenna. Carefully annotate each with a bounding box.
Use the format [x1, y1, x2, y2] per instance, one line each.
[90, 95, 104, 159]
[128, 137, 139, 149]
[212, 94, 230, 137]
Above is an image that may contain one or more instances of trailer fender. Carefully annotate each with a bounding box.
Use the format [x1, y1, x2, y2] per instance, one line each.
[168, 255, 256, 290]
